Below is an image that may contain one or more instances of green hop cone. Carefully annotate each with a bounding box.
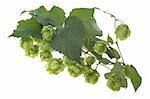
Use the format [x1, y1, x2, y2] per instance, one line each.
[64, 56, 83, 77]
[46, 58, 65, 75]
[40, 51, 52, 62]
[20, 38, 33, 50]
[63, 56, 75, 65]
[20, 38, 39, 58]
[25, 45, 39, 58]
[85, 56, 95, 65]
[80, 57, 85, 65]
[85, 70, 100, 84]
[107, 74, 121, 91]
[41, 25, 54, 41]
[115, 24, 131, 41]
[67, 64, 83, 77]
[94, 41, 107, 55]
[38, 40, 51, 51]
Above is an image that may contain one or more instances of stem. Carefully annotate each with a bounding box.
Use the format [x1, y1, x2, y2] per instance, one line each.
[92, 7, 126, 65]
[100, 64, 111, 70]
[94, 7, 115, 18]
[94, 7, 124, 24]
[95, 62, 99, 70]
[115, 40, 125, 63]
[94, 62, 111, 70]
[94, 7, 125, 64]
[114, 19, 125, 64]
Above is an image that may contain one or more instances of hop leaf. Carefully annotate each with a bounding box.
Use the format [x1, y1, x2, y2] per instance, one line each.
[115, 24, 131, 41]
[106, 47, 120, 59]
[51, 16, 87, 63]
[10, 18, 42, 38]
[125, 65, 142, 91]
[29, 6, 66, 27]
[46, 58, 65, 75]
[107, 35, 113, 44]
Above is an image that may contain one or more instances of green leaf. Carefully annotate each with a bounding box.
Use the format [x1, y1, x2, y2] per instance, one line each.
[101, 58, 111, 65]
[70, 8, 94, 21]
[107, 35, 113, 44]
[70, 8, 102, 50]
[106, 47, 120, 59]
[51, 16, 87, 63]
[115, 24, 131, 41]
[30, 6, 65, 27]
[125, 65, 142, 91]
[90, 50, 102, 61]
[10, 18, 42, 38]
[70, 8, 102, 37]
[49, 6, 66, 27]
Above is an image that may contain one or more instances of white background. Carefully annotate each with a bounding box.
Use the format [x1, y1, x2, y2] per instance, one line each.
[0, 0, 150, 99]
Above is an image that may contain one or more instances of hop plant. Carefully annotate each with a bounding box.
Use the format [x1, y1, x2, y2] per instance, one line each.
[10, 6, 142, 92]
[46, 58, 65, 75]
[41, 25, 54, 41]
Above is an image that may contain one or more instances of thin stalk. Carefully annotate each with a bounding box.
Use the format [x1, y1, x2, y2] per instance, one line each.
[115, 39, 125, 64]
[114, 19, 125, 64]
[100, 64, 111, 70]
[94, 7, 125, 64]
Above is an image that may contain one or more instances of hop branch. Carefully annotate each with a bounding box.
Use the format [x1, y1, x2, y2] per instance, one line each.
[10, 6, 142, 92]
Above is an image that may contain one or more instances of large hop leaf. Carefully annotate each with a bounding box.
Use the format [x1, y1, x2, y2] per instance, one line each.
[51, 16, 87, 63]
[70, 8, 102, 50]
[125, 65, 142, 92]
[115, 24, 131, 41]
[10, 18, 42, 38]
[30, 6, 66, 27]
[70, 8, 102, 37]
